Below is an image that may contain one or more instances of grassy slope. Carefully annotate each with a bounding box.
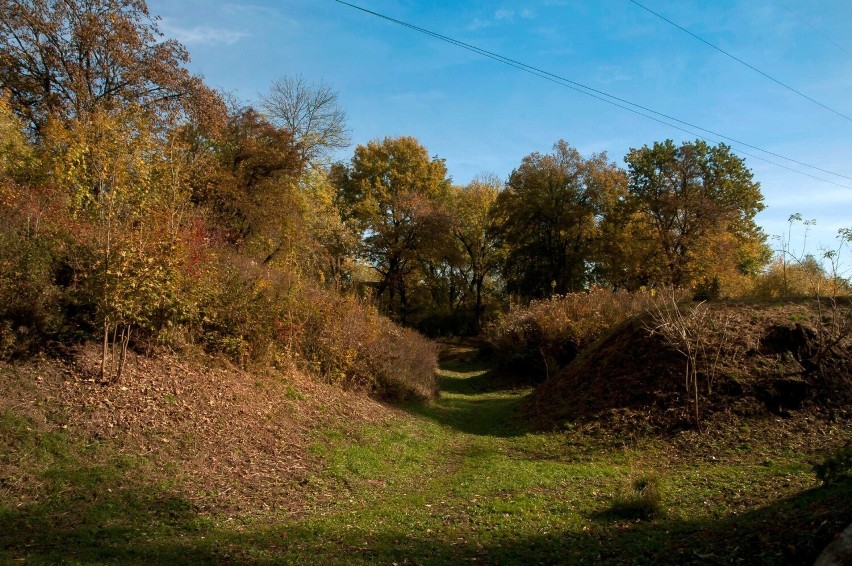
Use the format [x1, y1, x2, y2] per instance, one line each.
[1, 348, 850, 564]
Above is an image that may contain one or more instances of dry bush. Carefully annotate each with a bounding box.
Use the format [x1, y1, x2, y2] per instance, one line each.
[484, 288, 663, 380]
[752, 259, 847, 299]
[646, 295, 737, 431]
[293, 288, 438, 402]
[190, 255, 439, 402]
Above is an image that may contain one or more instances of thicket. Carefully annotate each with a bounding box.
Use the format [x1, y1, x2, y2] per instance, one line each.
[0, 108, 438, 398]
[483, 288, 664, 381]
[0, 0, 438, 401]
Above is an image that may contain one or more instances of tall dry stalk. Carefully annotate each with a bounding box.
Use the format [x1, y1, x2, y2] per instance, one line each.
[647, 293, 715, 431]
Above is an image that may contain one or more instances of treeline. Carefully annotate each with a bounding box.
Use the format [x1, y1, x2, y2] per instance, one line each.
[0, 0, 834, 385]
[331, 135, 771, 335]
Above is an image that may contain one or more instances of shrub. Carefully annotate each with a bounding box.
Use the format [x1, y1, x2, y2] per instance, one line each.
[292, 288, 438, 401]
[483, 288, 660, 380]
[813, 442, 852, 485]
[193, 256, 283, 364]
[752, 258, 851, 299]
[0, 182, 70, 359]
[608, 474, 664, 520]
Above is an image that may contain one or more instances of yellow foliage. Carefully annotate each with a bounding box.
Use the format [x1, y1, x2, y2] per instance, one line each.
[0, 95, 33, 181]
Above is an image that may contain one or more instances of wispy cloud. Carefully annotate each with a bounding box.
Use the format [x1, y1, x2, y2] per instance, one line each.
[161, 22, 249, 45]
[495, 8, 514, 21]
[467, 6, 535, 30]
[221, 3, 298, 26]
[222, 3, 279, 19]
[466, 18, 492, 31]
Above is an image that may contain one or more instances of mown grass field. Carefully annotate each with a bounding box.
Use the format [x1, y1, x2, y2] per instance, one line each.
[1, 349, 850, 564]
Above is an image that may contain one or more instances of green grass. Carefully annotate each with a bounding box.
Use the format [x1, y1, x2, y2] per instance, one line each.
[1, 355, 850, 564]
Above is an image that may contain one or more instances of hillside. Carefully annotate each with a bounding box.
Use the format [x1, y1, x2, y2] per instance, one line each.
[0, 345, 396, 517]
[2, 345, 850, 564]
[527, 300, 852, 433]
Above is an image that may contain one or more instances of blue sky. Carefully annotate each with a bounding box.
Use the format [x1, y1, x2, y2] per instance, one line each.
[149, 0, 852, 261]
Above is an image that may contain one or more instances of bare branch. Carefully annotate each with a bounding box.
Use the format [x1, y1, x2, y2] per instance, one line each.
[261, 75, 350, 168]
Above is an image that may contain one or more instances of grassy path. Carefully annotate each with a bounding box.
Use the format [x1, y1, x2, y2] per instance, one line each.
[2, 348, 850, 564]
[240, 349, 851, 564]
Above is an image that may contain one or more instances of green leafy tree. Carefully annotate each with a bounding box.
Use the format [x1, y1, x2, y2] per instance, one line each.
[449, 176, 505, 331]
[335, 136, 451, 322]
[622, 139, 768, 291]
[497, 140, 625, 299]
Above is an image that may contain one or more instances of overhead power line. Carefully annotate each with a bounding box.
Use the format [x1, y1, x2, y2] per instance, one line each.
[330, 0, 852, 190]
[777, 0, 852, 59]
[628, 0, 852, 124]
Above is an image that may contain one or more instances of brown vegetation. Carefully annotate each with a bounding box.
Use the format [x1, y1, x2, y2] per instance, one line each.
[483, 288, 666, 381]
[527, 300, 852, 432]
[0, 345, 394, 515]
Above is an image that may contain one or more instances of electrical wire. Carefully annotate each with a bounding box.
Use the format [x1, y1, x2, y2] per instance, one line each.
[330, 0, 852, 189]
[777, 0, 852, 59]
[628, 0, 852, 124]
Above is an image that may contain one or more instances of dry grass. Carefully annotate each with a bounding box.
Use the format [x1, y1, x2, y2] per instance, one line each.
[483, 288, 666, 381]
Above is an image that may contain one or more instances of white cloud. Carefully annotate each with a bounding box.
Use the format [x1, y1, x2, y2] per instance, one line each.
[468, 5, 536, 30]
[161, 22, 249, 45]
[495, 8, 514, 21]
[466, 18, 492, 31]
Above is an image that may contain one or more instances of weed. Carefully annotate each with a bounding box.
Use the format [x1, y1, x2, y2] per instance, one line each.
[285, 384, 306, 400]
[607, 474, 664, 520]
[813, 442, 852, 485]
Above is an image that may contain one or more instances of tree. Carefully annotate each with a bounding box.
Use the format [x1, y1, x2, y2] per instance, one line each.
[497, 140, 625, 299]
[190, 106, 302, 263]
[449, 175, 504, 331]
[622, 139, 768, 291]
[0, 0, 222, 134]
[335, 136, 450, 322]
[261, 75, 350, 168]
[45, 106, 196, 380]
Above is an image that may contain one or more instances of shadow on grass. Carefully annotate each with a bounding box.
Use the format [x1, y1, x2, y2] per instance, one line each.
[277, 481, 850, 565]
[400, 355, 532, 438]
[406, 394, 527, 438]
[437, 357, 514, 395]
[0, 467, 224, 565]
[4, 470, 848, 565]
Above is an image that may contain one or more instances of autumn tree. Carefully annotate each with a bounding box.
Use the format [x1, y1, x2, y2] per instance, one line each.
[261, 75, 350, 169]
[334, 136, 451, 322]
[449, 175, 505, 331]
[497, 141, 625, 299]
[45, 106, 197, 380]
[0, 94, 64, 357]
[0, 0, 222, 134]
[621, 139, 768, 292]
[192, 106, 302, 264]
